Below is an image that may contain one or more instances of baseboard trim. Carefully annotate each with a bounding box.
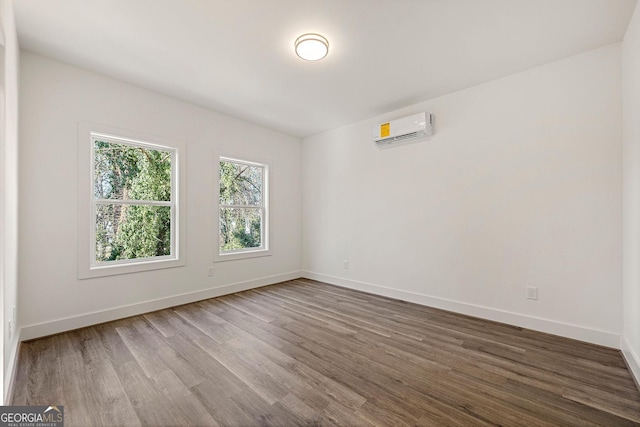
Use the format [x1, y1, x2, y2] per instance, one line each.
[621, 335, 640, 392]
[301, 271, 620, 348]
[20, 270, 302, 341]
[4, 330, 21, 405]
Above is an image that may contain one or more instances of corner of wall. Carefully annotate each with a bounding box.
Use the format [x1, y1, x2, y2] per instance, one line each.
[0, 0, 20, 405]
[621, 335, 640, 392]
[622, 0, 640, 395]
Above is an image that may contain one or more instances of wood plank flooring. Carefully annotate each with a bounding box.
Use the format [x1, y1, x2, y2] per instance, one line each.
[11, 278, 640, 426]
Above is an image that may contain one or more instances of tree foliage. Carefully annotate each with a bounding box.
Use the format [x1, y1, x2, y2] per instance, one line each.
[94, 140, 172, 262]
[219, 160, 263, 251]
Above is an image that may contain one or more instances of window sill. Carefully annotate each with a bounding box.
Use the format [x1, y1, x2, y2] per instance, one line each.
[214, 249, 272, 263]
[79, 257, 185, 279]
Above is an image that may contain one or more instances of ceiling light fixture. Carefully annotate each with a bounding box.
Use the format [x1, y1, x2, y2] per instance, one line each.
[294, 33, 329, 61]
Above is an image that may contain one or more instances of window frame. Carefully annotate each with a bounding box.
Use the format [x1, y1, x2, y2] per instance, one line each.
[215, 156, 270, 262]
[78, 122, 186, 279]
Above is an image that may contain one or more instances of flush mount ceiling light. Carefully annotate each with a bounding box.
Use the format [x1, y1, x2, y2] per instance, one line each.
[294, 33, 329, 61]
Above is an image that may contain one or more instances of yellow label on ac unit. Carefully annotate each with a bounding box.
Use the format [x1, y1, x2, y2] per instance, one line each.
[380, 123, 390, 138]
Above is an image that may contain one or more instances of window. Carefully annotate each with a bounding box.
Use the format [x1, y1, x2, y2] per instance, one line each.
[78, 123, 185, 278]
[217, 157, 269, 260]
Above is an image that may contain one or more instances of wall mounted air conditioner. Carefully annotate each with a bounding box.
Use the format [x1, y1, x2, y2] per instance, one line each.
[372, 112, 433, 147]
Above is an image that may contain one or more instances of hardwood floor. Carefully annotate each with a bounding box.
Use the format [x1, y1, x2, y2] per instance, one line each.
[11, 278, 640, 426]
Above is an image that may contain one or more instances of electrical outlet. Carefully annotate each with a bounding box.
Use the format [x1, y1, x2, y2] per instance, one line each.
[8, 319, 12, 339]
[208, 267, 215, 277]
[343, 260, 349, 269]
[526, 286, 538, 300]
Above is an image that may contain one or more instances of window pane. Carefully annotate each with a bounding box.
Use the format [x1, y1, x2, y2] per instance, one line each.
[94, 140, 172, 201]
[219, 161, 262, 206]
[219, 207, 262, 251]
[96, 204, 171, 262]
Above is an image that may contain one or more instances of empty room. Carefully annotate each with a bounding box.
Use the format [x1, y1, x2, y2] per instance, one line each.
[2, 0, 640, 425]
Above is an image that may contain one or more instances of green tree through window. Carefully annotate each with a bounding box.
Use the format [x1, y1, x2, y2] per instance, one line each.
[219, 158, 266, 253]
[94, 138, 174, 263]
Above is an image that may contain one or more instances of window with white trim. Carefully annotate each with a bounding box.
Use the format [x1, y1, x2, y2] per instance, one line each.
[78, 123, 185, 278]
[218, 157, 269, 259]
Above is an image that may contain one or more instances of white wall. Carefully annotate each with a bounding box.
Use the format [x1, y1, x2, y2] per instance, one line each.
[623, 3, 640, 384]
[0, 0, 19, 404]
[18, 52, 302, 339]
[303, 44, 623, 347]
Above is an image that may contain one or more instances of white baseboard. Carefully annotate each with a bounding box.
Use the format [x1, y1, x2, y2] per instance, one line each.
[621, 335, 640, 391]
[17, 268, 624, 352]
[4, 330, 21, 404]
[20, 271, 301, 341]
[301, 271, 621, 348]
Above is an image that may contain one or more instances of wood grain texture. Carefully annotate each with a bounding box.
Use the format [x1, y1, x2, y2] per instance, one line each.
[11, 278, 640, 426]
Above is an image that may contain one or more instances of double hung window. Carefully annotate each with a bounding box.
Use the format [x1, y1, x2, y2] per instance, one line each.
[79, 123, 184, 278]
[218, 157, 269, 260]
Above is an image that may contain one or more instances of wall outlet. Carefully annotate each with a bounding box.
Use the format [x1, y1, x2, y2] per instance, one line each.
[526, 286, 538, 300]
[208, 267, 215, 277]
[343, 260, 349, 269]
[8, 319, 12, 339]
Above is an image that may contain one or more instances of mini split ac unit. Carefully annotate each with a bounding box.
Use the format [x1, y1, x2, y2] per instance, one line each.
[372, 112, 433, 146]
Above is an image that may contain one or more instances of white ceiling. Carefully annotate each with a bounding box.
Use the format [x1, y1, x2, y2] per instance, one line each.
[13, 0, 638, 138]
